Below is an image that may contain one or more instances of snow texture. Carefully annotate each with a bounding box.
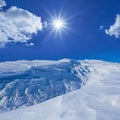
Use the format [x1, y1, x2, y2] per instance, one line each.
[0, 59, 120, 120]
[0, 59, 89, 111]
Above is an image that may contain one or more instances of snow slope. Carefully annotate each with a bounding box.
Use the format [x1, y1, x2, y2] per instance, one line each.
[0, 59, 90, 112]
[0, 60, 120, 120]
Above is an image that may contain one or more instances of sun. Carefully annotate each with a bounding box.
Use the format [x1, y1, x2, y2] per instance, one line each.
[49, 15, 68, 37]
[46, 11, 70, 38]
[52, 18, 65, 31]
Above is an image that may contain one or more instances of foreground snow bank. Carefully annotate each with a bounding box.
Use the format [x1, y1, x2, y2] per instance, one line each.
[0, 59, 89, 111]
[0, 60, 120, 120]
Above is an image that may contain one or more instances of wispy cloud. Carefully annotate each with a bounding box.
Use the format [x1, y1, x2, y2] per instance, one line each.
[0, 0, 6, 10]
[105, 15, 120, 38]
[0, 1, 43, 47]
[100, 25, 104, 30]
[26, 42, 34, 47]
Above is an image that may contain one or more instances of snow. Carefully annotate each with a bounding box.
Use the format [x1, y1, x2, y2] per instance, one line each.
[0, 59, 89, 111]
[0, 59, 70, 74]
[0, 60, 120, 120]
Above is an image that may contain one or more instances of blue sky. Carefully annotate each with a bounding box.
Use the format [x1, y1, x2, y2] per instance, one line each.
[0, 0, 120, 62]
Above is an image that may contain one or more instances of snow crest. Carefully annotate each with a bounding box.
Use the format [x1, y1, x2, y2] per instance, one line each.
[0, 60, 120, 120]
[0, 59, 90, 112]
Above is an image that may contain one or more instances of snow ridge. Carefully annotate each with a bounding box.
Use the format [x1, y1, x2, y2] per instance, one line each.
[0, 59, 90, 112]
[0, 60, 120, 120]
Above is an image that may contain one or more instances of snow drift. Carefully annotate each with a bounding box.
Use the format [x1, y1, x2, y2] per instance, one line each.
[0, 59, 90, 112]
[0, 59, 120, 120]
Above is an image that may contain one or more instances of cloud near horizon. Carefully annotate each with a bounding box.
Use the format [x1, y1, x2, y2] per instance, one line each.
[105, 15, 120, 38]
[0, 0, 6, 9]
[0, 0, 43, 47]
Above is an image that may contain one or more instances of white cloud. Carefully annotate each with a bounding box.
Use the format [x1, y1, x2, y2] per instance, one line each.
[43, 21, 48, 28]
[105, 15, 120, 38]
[0, 4, 43, 47]
[26, 42, 34, 46]
[100, 25, 104, 30]
[0, 0, 6, 10]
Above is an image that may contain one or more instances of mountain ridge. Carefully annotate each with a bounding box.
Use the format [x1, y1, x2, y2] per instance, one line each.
[0, 59, 91, 112]
[0, 59, 120, 120]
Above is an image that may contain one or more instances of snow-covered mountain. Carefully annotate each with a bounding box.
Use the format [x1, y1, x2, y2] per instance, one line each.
[0, 59, 91, 112]
[0, 59, 120, 120]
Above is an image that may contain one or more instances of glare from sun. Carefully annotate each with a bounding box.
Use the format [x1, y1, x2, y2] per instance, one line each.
[48, 13, 69, 38]
[53, 19, 65, 30]
[50, 16, 67, 34]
